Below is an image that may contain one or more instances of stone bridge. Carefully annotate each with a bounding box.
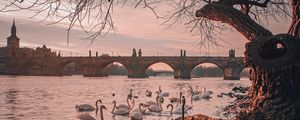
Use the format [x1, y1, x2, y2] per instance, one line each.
[0, 55, 245, 80]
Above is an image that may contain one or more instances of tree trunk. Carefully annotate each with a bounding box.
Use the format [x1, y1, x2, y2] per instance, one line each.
[196, 2, 300, 120]
[243, 34, 300, 119]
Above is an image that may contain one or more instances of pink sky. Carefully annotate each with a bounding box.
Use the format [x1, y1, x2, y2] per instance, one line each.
[0, 3, 291, 70]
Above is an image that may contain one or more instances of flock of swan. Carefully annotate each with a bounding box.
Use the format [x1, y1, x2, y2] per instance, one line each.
[75, 85, 213, 120]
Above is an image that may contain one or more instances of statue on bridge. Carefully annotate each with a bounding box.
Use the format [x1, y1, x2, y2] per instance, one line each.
[58, 51, 61, 57]
[89, 50, 91, 57]
[138, 49, 142, 57]
[229, 49, 235, 58]
[132, 48, 137, 57]
[180, 50, 186, 57]
[180, 50, 183, 57]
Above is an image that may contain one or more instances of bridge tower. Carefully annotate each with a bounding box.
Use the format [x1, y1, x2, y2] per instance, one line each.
[223, 49, 242, 80]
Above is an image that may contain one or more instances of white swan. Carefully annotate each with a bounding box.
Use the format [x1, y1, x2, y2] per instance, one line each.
[203, 87, 213, 94]
[76, 113, 96, 120]
[76, 99, 102, 111]
[145, 100, 157, 106]
[201, 87, 213, 99]
[130, 112, 143, 120]
[147, 97, 163, 113]
[158, 86, 169, 97]
[190, 90, 202, 101]
[187, 85, 200, 96]
[116, 97, 133, 110]
[169, 92, 182, 104]
[167, 104, 191, 115]
[145, 94, 160, 106]
[145, 90, 152, 97]
[76, 105, 107, 120]
[111, 100, 130, 116]
[191, 94, 201, 101]
[129, 103, 147, 120]
[175, 96, 193, 111]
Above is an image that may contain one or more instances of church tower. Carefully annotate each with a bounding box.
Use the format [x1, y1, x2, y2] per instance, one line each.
[7, 19, 20, 48]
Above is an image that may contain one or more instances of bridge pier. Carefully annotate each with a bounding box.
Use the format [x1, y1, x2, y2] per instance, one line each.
[178, 59, 191, 79]
[128, 68, 147, 78]
[126, 58, 148, 78]
[223, 68, 240, 80]
[223, 55, 243, 80]
[174, 70, 180, 79]
[180, 71, 191, 79]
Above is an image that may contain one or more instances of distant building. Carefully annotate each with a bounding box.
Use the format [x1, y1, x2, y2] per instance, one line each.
[0, 19, 57, 58]
[0, 19, 57, 74]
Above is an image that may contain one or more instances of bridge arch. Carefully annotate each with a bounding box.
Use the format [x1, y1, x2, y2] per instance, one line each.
[58, 61, 84, 75]
[101, 62, 129, 76]
[21, 61, 43, 75]
[190, 60, 224, 71]
[190, 62, 224, 78]
[144, 61, 176, 72]
[145, 62, 175, 77]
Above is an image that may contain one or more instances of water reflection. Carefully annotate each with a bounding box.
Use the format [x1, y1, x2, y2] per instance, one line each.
[0, 76, 250, 120]
[6, 89, 18, 104]
[5, 89, 19, 120]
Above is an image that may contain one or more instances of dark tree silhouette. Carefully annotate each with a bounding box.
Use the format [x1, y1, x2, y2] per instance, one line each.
[195, 0, 300, 119]
[1, 0, 300, 119]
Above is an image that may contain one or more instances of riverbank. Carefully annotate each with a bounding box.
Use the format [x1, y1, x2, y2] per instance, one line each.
[177, 86, 251, 120]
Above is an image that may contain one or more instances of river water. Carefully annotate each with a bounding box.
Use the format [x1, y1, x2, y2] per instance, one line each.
[0, 76, 250, 120]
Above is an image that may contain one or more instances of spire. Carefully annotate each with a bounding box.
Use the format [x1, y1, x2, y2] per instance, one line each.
[7, 18, 20, 49]
[11, 18, 16, 36]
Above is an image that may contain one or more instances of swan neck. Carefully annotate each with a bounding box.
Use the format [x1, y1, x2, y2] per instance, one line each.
[96, 100, 99, 110]
[168, 104, 173, 114]
[139, 104, 145, 114]
[75, 105, 79, 110]
[130, 99, 135, 111]
[190, 94, 193, 104]
[100, 107, 104, 120]
[180, 93, 182, 104]
[175, 101, 179, 108]
[112, 102, 116, 113]
[159, 98, 163, 110]
[127, 98, 130, 109]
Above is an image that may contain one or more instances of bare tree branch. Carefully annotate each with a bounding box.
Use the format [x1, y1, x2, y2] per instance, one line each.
[0, 0, 291, 47]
